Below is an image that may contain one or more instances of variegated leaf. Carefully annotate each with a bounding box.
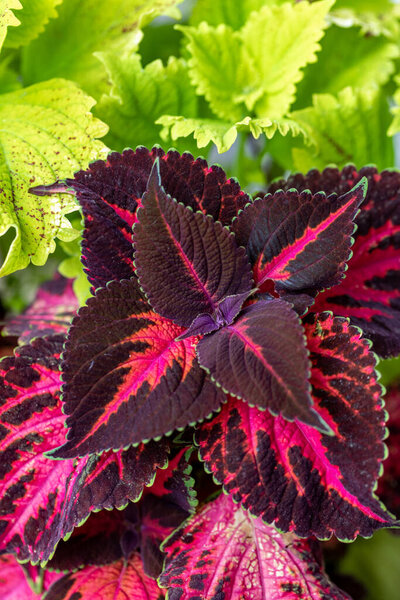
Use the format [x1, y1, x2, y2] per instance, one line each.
[195, 313, 394, 539]
[159, 493, 351, 599]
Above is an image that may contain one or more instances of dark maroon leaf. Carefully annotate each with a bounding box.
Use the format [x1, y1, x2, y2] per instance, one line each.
[159, 493, 351, 599]
[197, 298, 330, 433]
[233, 179, 366, 312]
[269, 166, 400, 357]
[195, 313, 395, 539]
[30, 147, 250, 290]
[134, 160, 253, 327]
[52, 278, 224, 458]
[3, 275, 78, 344]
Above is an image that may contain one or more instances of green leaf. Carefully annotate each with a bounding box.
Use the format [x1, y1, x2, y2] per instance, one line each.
[339, 530, 400, 600]
[329, 0, 400, 38]
[157, 114, 307, 154]
[0, 0, 21, 51]
[289, 86, 394, 172]
[178, 22, 259, 121]
[4, 0, 62, 49]
[388, 76, 400, 136]
[295, 25, 399, 108]
[96, 52, 197, 152]
[189, 0, 286, 30]
[21, 0, 182, 98]
[241, 0, 334, 118]
[0, 78, 108, 277]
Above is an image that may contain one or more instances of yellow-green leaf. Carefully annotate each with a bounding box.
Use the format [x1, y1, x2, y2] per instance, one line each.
[4, 0, 62, 48]
[0, 78, 108, 277]
[0, 0, 21, 51]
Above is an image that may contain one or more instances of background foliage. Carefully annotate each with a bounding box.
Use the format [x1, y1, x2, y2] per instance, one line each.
[1, 1, 400, 597]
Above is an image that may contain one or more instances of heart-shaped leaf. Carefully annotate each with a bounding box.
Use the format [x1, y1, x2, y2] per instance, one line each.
[197, 298, 329, 432]
[3, 275, 78, 344]
[44, 553, 164, 600]
[134, 160, 253, 327]
[233, 179, 366, 312]
[195, 313, 394, 539]
[159, 493, 351, 599]
[269, 165, 400, 357]
[52, 278, 225, 458]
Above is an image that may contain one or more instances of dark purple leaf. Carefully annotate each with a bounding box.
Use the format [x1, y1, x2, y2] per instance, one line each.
[377, 385, 400, 517]
[30, 147, 250, 290]
[133, 160, 253, 327]
[52, 278, 225, 458]
[195, 313, 395, 539]
[197, 298, 330, 432]
[269, 166, 400, 357]
[233, 179, 366, 313]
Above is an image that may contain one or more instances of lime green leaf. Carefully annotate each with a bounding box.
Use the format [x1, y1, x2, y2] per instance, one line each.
[242, 0, 334, 118]
[388, 76, 400, 136]
[4, 0, 62, 48]
[96, 52, 197, 152]
[59, 255, 91, 306]
[190, 0, 286, 30]
[329, 1, 399, 38]
[339, 530, 400, 600]
[0, 0, 21, 51]
[21, 0, 182, 98]
[295, 25, 399, 108]
[0, 78, 108, 277]
[289, 86, 393, 172]
[0, 55, 22, 92]
[157, 114, 307, 154]
[178, 22, 259, 121]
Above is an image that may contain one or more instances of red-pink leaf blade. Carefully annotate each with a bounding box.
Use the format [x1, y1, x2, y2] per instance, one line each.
[159, 494, 351, 599]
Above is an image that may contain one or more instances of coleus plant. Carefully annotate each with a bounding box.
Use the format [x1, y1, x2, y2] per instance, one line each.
[1, 146, 400, 598]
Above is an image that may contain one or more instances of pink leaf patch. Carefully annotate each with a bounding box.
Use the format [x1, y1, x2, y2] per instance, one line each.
[195, 313, 395, 539]
[44, 553, 165, 600]
[0, 554, 62, 599]
[4, 275, 78, 344]
[269, 166, 400, 357]
[53, 278, 224, 458]
[377, 385, 400, 516]
[197, 298, 329, 433]
[159, 493, 351, 599]
[0, 335, 170, 563]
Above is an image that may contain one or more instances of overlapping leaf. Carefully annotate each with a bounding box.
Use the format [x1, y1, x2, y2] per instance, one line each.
[0, 0, 21, 52]
[233, 179, 366, 311]
[0, 78, 107, 276]
[4, 275, 78, 344]
[32, 147, 250, 290]
[52, 278, 225, 458]
[197, 299, 328, 432]
[44, 553, 164, 600]
[4, 0, 62, 48]
[134, 160, 252, 327]
[269, 166, 400, 357]
[196, 313, 394, 539]
[0, 334, 171, 563]
[159, 493, 350, 599]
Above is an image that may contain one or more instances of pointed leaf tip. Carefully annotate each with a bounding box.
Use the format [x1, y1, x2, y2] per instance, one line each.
[146, 156, 162, 191]
[28, 181, 72, 196]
